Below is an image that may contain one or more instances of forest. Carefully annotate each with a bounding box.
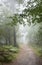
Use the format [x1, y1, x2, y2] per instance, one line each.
[0, 0, 42, 65]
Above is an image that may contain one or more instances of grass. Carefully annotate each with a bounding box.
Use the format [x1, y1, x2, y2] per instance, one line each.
[29, 44, 42, 58]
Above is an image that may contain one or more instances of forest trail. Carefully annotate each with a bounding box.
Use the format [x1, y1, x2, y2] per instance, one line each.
[4, 44, 41, 65]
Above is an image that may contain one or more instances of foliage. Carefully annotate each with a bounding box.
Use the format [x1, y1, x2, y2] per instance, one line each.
[30, 44, 42, 58]
[16, 0, 24, 4]
[21, 0, 42, 23]
[8, 14, 23, 26]
[27, 23, 42, 46]
[28, 22, 42, 58]
[0, 45, 19, 63]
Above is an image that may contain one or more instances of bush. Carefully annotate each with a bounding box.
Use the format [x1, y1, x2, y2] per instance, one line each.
[38, 49, 42, 57]
[0, 45, 19, 63]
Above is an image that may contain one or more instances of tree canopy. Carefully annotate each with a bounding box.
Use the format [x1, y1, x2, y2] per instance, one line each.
[20, 0, 42, 23]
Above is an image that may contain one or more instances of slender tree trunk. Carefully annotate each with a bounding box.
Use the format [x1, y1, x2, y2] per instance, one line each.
[14, 26, 17, 47]
[5, 37, 7, 45]
[8, 31, 11, 45]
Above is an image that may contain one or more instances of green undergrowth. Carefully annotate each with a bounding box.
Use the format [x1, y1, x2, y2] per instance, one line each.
[29, 44, 42, 58]
[0, 45, 19, 63]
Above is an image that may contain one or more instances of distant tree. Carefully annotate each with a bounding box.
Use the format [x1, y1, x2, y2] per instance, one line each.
[27, 23, 42, 46]
[8, 14, 21, 47]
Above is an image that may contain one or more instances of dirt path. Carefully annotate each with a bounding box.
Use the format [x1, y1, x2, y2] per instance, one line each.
[4, 44, 41, 65]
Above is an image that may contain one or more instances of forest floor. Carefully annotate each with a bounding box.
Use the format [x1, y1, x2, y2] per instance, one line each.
[3, 44, 42, 65]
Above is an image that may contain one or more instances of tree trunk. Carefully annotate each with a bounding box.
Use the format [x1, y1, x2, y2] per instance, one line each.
[14, 26, 17, 47]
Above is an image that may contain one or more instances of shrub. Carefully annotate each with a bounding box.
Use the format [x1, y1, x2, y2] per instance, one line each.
[0, 45, 19, 63]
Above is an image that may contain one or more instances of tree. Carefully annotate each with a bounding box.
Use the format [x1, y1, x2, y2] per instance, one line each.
[8, 14, 21, 47]
[13, 26, 17, 47]
[27, 22, 42, 46]
[20, 0, 42, 23]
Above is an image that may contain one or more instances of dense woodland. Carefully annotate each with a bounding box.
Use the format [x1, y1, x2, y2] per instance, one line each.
[0, 0, 42, 64]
